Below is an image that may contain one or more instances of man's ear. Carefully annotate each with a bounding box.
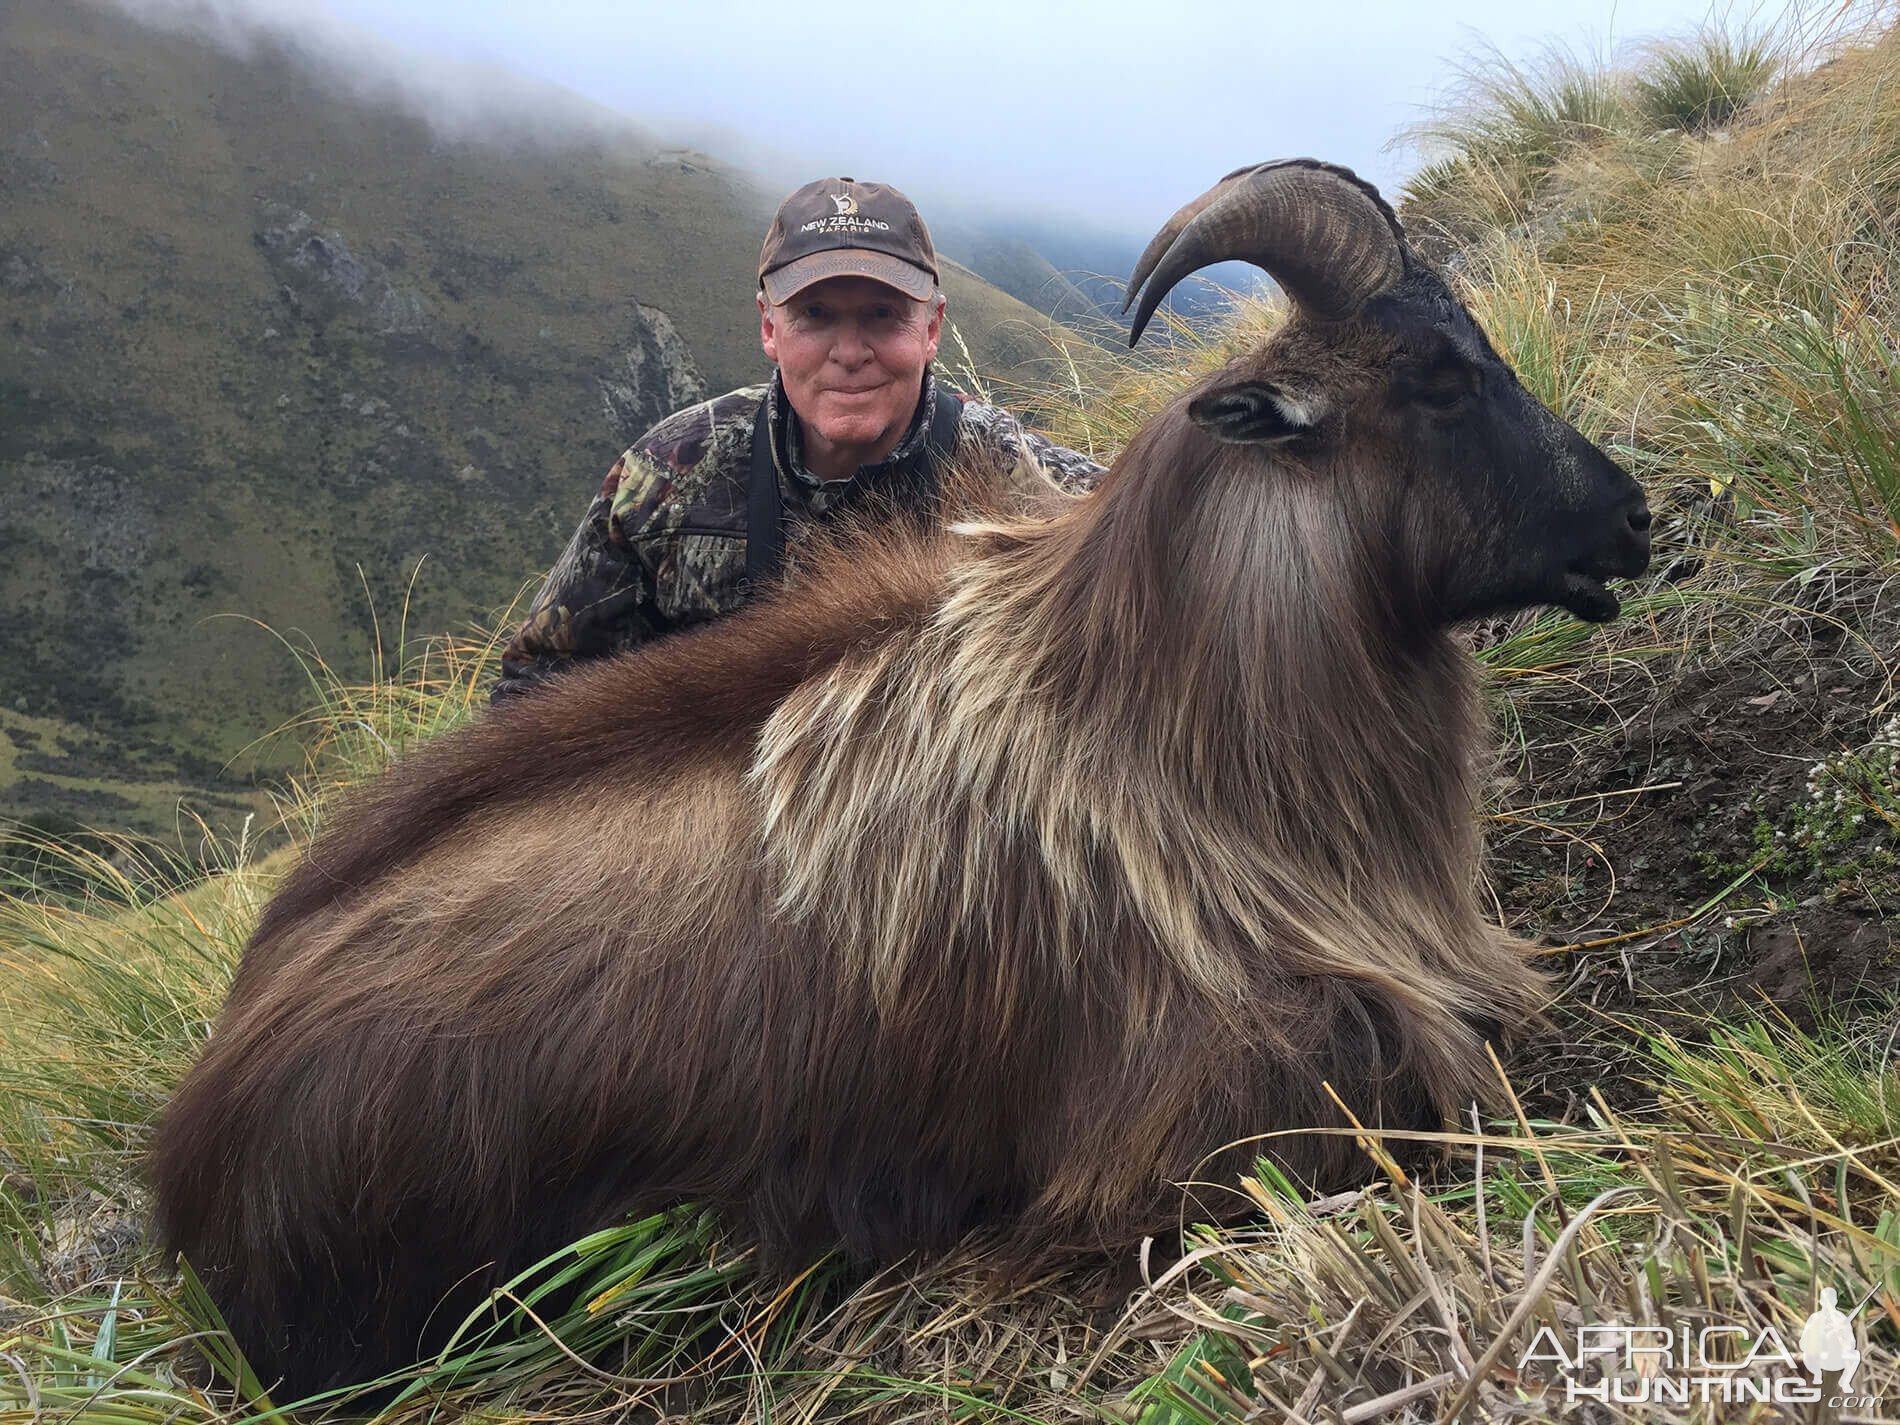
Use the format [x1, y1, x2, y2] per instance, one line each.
[759, 291, 779, 364]
[921, 293, 944, 362]
[1187, 381, 1323, 444]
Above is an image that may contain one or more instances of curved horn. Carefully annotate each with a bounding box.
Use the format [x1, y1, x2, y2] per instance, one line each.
[1120, 161, 1261, 317]
[1123, 159, 1405, 347]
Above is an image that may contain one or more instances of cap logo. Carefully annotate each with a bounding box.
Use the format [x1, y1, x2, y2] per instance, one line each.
[829, 191, 858, 216]
[797, 214, 892, 235]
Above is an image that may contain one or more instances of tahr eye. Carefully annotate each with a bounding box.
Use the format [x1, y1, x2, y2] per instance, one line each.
[1412, 362, 1481, 410]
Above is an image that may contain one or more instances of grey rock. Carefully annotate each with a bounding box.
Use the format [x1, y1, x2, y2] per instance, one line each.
[2, 253, 40, 291]
[291, 232, 371, 301]
[5, 126, 62, 190]
[597, 301, 708, 446]
[255, 199, 434, 335]
[1, 454, 151, 579]
[370, 283, 433, 334]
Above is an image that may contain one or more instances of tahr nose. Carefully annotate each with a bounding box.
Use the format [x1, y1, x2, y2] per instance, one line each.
[1626, 500, 1652, 535]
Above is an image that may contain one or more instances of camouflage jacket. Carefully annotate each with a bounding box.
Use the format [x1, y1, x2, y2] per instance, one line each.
[491, 368, 1105, 700]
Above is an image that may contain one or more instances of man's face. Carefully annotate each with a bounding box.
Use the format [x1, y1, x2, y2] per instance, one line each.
[759, 275, 944, 460]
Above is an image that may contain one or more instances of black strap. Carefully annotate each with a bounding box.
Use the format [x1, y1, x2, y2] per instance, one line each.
[924, 384, 963, 468]
[746, 386, 962, 586]
[745, 395, 784, 585]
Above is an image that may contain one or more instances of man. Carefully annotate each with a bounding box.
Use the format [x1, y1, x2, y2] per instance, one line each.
[491, 176, 1104, 700]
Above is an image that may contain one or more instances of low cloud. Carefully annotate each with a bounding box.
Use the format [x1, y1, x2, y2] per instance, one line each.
[101, 0, 665, 152]
[95, 0, 1730, 249]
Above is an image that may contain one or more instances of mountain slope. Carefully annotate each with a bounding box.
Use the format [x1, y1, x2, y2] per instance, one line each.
[0, 0, 1081, 834]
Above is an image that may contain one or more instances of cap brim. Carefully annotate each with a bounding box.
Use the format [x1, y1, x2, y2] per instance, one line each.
[762, 250, 936, 305]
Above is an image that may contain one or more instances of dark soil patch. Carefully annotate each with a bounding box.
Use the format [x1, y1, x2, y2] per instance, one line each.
[1485, 600, 1899, 1114]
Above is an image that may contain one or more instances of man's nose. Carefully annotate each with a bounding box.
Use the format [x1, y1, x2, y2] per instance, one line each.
[832, 321, 871, 363]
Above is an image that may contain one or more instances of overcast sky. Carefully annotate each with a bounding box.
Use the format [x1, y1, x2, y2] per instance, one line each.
[122, 0, 1776, 237]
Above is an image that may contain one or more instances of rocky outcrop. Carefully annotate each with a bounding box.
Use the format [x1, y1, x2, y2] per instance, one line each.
[254, 200, 434, 334]
[3, 126, 62, 192]
[597, 301, 708, 445]
[1, 453, 151, 580]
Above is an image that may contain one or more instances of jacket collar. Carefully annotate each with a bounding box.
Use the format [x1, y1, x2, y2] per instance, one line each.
[770, 366, 938, 491]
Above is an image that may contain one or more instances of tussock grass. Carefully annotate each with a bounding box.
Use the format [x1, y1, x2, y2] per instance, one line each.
[1162, 1036, 1900, 1421]
[1632, 29, 1781, 133]
[1412, 37, 1633, 177]
[7, 8, 1900, 1421]
[229, 565, 519, 839]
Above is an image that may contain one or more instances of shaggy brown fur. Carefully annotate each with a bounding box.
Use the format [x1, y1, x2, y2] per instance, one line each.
[151, 307, 1596, 1397]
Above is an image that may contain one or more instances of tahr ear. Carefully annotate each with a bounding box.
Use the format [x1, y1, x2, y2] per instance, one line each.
[1188, 381, 1323, 444]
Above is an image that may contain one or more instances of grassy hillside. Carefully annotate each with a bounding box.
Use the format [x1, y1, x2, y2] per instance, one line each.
[0, 0, 1081, 838]
[3, 9, 1900, 1425]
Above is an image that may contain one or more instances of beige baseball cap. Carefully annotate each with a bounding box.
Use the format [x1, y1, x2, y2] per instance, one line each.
[758, 177, 939, 306]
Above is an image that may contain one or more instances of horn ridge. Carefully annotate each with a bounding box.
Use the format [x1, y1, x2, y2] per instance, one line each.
[1123, 158, 1406, 348]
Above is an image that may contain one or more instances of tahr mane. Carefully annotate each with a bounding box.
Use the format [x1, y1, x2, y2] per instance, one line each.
[756, 399, 1504, 1051]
